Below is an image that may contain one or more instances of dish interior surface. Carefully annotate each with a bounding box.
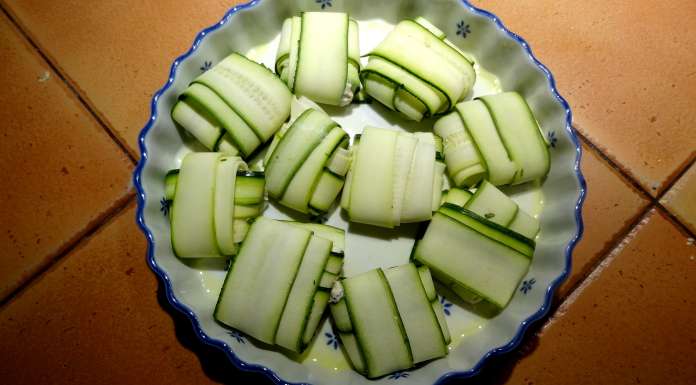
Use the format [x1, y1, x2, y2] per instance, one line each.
[135, 1, 583, 384]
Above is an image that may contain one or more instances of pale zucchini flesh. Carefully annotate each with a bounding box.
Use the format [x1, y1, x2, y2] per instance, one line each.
[440, 187, 473, 207]
[479, 92, 550, 185]
[348, 127, 397, 228]
[308, 171, 345, 213]
[234, 172, 265, 205]
[265, 109, 336, 199]
[302, 290, 331, 345]
[275, 235, 332, 352]
[170, 153, 222, 258]
[194, 53, 292, 142]
[330, 298, 352, 332]
[417, 265, 437, 302]
[413, 209, 532, 309]
[508, 209, 540, 240]
[400, 133, 436, 223]
[214, 218, 311, 344]
[294, 12, 349, 105]
[181, 83, 260, 156]
[213, 156, 243, 255]
[431, 299, 451, 344]
[284, 222, 345, 254]
[383, 264, 447, 364]
[465, 180, 519, 227]
[457, 100, 518, 186]
[433, 111, 486, 187]
[343, 269, 413, 378]
[339, 332, 366, 374]
[171, 100, 224, 151]
[325, 255, 344, 275]
[281, 126, 347, 213]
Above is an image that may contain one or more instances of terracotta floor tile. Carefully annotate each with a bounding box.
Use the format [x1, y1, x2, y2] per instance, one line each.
[556, 142, 650, 298]
[661, 162, 696, 234]
[0, 14, 133, 301]
[0, 204, 225, 385]
[497, 209, 696, 385]
[1, 0, 246, 156]
[472, 0, 696, 195]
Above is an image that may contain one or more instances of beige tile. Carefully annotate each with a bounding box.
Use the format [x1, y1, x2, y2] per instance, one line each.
[661, 161, 696, 233]
[556, 143, 650, 298]
[500, 209, 696, 385]
[0, 204, 223, 385]
[2, 0, 247, 156]
[0, 14, 133, 300]
[472, 0, 696, 195]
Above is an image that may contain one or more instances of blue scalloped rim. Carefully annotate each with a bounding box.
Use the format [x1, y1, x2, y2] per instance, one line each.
[132, 1, 587, 384]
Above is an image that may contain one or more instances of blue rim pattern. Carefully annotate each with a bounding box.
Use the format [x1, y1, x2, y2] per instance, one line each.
[132, 1, 587, 384]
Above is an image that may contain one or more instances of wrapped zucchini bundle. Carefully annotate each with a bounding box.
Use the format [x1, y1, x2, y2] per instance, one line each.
[264, 98, 351, 214]
[215, 218, 345, 352]
[329, 263, 449, 378]
[276, 12, 361, 106]
[434, 92, 550, 187]
[171, 53, 292, 157]
[166, 153, 265, 258]
[341, 127, 445, 228]
[412, 202, 535, 311]
[441, 180, 540, 239]
[362, 18, 476, 121]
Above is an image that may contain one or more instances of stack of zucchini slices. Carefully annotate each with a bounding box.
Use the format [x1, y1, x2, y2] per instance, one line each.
[341, 127, 446, 228]
[167, 153, 266, 258]
[413, 180, 539, 310]
[276, 12, 361, 106]
[163, 12, 555, 379]
[362, 18, 476, 121]
[215, 218, 345, 352]
[172, 53, 292, 157]
[264, 98, 350, 214]
[330, 263, 449, 378]
[434, 91, 550, 187]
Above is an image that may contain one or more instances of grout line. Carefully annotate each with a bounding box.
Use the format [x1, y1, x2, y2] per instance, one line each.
[540, 203, 655, 324]
[655, 202, 696, 239]
[549, 202, 657, 306]
[0, 194, 135, 309]
[655, 153, 696, 201]
[0, 4, 138, 165]
[575, 129, 654, 199]
[578, 127, 695, 233]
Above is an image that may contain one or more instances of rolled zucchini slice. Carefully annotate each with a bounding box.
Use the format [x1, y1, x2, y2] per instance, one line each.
[275, 12, 361, 106]
[215, 217, 344, 352]
[331, 263, 449, 379]
[478, 92, 550, 185]
[363, 18, 475, 120]
[172, 53, 291, 157]
[434, 92, 550, 187]
[167, 154, 265, 258]
[265, 104, 350, 214]
[343, 127, 438, 228]
[412, 203, 535, 311]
